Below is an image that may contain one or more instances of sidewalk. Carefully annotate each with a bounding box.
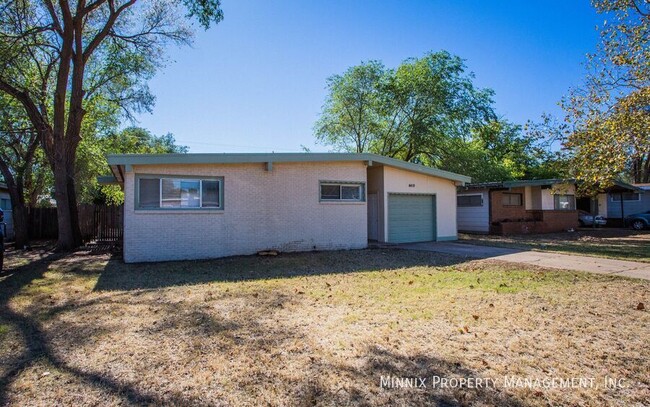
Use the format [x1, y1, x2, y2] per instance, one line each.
[400, 242, 650, 280]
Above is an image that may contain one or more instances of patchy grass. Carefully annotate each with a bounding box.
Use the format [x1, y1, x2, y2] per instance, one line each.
[0, 248, 648, 406]
[460, 229, 650, 262]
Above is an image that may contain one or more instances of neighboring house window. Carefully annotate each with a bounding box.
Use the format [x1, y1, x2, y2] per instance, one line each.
[554, 194, 576, 210]
[137, 177, 223, 209]
[0, 198, 9, 210]
[319, 182, 364, 202]
[501, 193, 522, 206]
[611, 193, 641, 202]
[457, 194, 482, 207]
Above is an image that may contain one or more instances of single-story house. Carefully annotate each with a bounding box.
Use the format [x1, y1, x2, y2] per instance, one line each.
[602, 183, 650, 226]
[457, 179, 644, 234]
[457, 179, 582, 234]
[101, 153, 471, 263]
[0, 182, 14, 240]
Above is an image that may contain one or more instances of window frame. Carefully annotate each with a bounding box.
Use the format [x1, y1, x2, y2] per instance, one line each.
[501, 193, 523, 207]
[610, 192, 641, 202]
[319, 181, 365, 203]
[457, 194, 483, 207]
[135, 175, 224, 211]
[553, 194, 576, 211]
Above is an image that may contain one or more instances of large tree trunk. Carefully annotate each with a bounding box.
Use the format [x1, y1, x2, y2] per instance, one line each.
[52, 157, 79, 250]
[66, 160, 82, 247]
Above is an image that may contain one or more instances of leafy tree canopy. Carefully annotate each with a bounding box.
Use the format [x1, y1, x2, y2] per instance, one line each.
[0, 0, 223, 249]
[315, 51, 560, 182]
[82, 127, 188, 205]
[560, 0, 650, 194]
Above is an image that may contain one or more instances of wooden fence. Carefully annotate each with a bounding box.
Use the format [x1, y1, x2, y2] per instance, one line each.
[28, 204, 123, 244]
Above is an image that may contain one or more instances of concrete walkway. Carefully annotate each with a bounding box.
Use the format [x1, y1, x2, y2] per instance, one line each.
[400, 242, 650, 281]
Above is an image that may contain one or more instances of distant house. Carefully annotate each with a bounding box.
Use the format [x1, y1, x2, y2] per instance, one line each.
[0, 183, 14, 240]
[101, 153, 471, 263]
[457, 179, 644, 234]
[604, 183, 650, 226]
[457, 179, 581, 234]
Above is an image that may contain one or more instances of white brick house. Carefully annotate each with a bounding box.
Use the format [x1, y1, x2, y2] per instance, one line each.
[102, 153, 470, 263]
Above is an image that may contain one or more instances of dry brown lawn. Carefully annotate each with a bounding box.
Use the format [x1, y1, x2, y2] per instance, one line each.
[0, 247, 648, 406]
[460, 229, 650, 263]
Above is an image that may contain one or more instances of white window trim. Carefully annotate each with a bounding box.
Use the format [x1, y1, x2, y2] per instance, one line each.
[136, 175, 224, 210]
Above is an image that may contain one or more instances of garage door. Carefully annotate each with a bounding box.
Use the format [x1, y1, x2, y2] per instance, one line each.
[388, 194, 436, 243]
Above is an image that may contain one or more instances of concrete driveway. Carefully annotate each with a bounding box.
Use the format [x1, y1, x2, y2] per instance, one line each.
[400, 242, 650, 281]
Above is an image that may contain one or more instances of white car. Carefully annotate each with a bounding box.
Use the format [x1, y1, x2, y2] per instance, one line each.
[578, 210, 607, 227]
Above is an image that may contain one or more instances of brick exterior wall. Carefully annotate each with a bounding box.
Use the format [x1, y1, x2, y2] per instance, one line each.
[535, 210, 580, 233]
[123, 162, 368, 262]
[490, 188, 530, 223]
[489, 188, 579, 234]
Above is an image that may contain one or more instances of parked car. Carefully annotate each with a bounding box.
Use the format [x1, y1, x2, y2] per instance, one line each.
[625, 210, 650, 230]
[578, 210, 607, 227]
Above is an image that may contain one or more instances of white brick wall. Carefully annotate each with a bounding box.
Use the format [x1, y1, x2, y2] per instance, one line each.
[123, 162, 368, 262]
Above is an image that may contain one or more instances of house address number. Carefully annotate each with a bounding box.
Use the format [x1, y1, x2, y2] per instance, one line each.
[409, 184, 415, 187]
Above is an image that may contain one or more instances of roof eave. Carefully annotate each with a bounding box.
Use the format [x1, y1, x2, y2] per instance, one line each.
[106, 152, 472, 184]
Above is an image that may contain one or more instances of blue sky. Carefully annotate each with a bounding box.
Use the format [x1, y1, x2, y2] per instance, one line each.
[134, 1, 602, 153]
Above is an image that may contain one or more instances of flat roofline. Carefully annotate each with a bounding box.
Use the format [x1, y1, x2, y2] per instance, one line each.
[460, 178, 573, 190]
[460, 178, 643, 193]
[106, 152, 472, 183]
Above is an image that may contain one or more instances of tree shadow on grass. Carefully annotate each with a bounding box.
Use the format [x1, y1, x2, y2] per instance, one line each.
[271, 345, 529, 406]
[0, 248, 532, 406]
[94, 248, 472, 292]
[0, 250, 235, 406]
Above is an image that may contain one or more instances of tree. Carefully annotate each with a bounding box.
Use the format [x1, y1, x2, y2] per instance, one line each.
[85, 127, 188, 204]
[316, 52, 496, 163]
[315, 61, 385, 153]
[0, 95, 40, 248]
[315, 51, 557, 181]
[0, 0, 223, 249]
[562, 0, 650, 193]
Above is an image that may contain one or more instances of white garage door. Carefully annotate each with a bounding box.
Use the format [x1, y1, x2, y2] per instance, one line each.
[387, 194, 436, 243]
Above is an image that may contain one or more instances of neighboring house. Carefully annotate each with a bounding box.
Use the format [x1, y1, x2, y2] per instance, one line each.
[604, 183, 650, 226]
[457, 179, 581, 234]
[457, 179, 644, 234]
[101, 153, 471, 263]
[0, 182, 14, 240]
